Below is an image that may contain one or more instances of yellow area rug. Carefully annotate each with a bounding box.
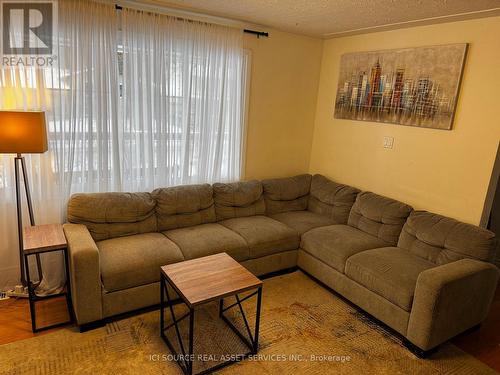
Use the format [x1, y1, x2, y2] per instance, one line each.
[0, 271, 496, 374]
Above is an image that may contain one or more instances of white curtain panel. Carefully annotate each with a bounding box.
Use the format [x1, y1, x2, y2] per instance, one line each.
[53, 0, 121, 196]
[0, 1, 246, 291]
[120, 8, 245, 191]
[0, 0, 119, 291]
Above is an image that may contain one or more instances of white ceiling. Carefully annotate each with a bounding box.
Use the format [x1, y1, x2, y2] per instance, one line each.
[149, 0, 500, 37]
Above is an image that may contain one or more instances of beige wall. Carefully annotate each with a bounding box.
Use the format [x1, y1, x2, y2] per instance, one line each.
[309, 16, 500, 225]
[243, 29, 323, 180]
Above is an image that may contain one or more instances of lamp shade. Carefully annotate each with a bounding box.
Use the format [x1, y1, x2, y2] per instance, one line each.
[0, 111, 48, 154]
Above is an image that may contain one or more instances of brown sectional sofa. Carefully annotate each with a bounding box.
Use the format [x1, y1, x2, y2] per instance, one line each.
[63, 173, 499, 354]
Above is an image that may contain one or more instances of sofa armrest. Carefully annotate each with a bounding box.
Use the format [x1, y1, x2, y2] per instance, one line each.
[407, 258, 499, 351]
[63, 223, 102, 325]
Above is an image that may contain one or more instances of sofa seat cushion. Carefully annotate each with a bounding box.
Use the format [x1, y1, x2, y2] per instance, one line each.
[270, 210, 334, 235]
[300, 225, 389, 273]
[164, 223, 249, 261]
[98, 233, 184, 292]
[345, 247, 436, 311]
[220, 215, 299, 259]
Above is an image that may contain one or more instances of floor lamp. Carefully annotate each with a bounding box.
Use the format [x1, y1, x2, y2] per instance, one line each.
[0, 111, 48, 287]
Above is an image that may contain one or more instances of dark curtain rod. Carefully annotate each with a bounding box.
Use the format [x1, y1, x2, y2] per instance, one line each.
[243, 29, 269, 38]
[115, 4, 269, 38]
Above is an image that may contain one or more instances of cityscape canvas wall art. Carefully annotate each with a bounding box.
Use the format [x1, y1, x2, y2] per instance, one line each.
[334, 44, 468, 130]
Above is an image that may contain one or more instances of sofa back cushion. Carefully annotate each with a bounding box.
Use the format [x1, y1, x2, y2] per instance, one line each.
[348, 191, 412, 245]
[308, 174, 360, 224]
[67, 192, 157, 241]
[152, 184, 216, 231]
[213, 180, 265, 220]
[398, 210, 497, 264]
[262, 174, 311, 214]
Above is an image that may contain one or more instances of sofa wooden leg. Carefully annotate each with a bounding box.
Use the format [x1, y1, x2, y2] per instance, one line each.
[402, 338, 437, 359]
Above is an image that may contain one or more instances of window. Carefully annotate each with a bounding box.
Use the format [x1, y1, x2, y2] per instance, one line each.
[0, 6, 249, 193]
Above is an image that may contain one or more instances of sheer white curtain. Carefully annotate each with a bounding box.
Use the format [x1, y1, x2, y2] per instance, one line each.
[53, 0, 121, 196]
[0, 0, 119, 291]
[120, 8, 245, 191]
[0, 1, 246, 292]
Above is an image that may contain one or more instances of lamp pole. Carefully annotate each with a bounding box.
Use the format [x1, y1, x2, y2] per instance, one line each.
[0, 111, 48, 289]
[15, 153, 43, 286]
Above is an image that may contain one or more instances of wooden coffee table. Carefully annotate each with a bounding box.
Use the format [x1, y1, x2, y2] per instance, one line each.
[160, 252, 263, 375]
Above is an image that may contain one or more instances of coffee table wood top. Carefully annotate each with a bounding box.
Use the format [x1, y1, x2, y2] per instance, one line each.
[23, 224, 67, 255]
[161, 253, 262, 308]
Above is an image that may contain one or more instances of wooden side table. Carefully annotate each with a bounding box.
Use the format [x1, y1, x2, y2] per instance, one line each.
[160, 252, 263, 375]
[23, 224, 74, 333]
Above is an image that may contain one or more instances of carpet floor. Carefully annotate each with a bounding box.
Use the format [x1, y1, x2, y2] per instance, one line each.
[0, 271, 497, 375]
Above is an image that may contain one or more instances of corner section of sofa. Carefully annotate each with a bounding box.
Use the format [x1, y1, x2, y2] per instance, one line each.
[262, 174, 360, 235]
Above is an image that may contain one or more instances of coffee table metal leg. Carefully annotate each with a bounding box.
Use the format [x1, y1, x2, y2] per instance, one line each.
[161, 275, 193, 375]
[160, 276, 165, 338]
[219, 287, 263, 355]
[63, 248, 74, 322]
[254, 286, 263, 354]
[188, 308, 195, 375]
[24, 254, 36, 333]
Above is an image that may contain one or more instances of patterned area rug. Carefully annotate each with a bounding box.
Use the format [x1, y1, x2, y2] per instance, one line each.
[0, 271, 497, 375]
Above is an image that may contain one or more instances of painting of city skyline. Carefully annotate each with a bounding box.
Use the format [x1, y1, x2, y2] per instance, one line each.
[334, 44, 468, 130]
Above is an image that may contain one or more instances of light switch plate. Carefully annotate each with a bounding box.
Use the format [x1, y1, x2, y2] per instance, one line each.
[383, 136, 394, 149]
